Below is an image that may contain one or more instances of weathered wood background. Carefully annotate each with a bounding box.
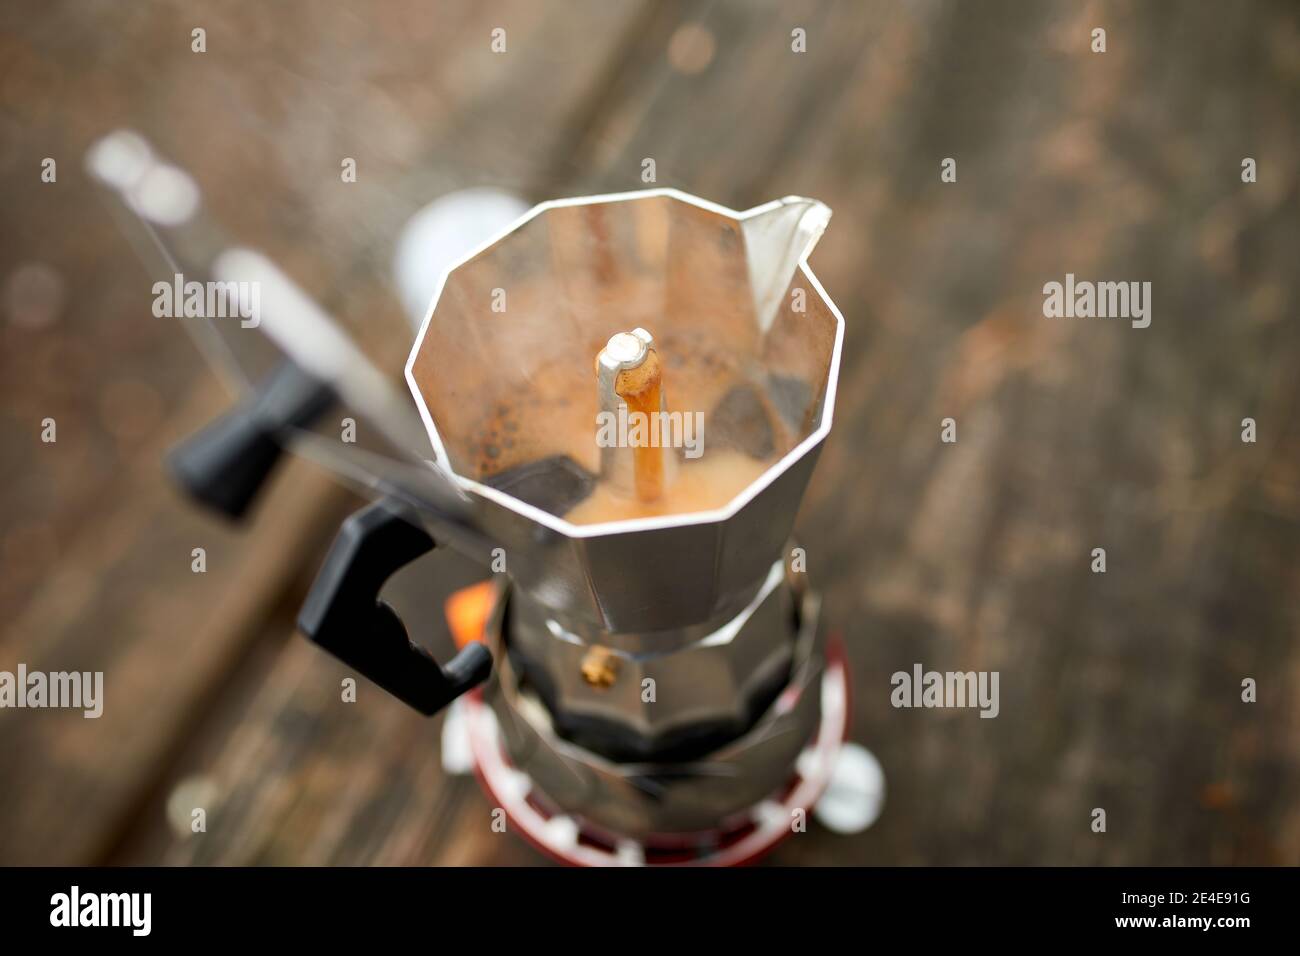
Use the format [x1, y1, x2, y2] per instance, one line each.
[1, 0, 1297, 865]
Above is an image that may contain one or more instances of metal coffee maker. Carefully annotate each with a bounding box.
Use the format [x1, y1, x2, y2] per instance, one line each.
[390, 190, 851, 864]
[90, 138, 866, 865]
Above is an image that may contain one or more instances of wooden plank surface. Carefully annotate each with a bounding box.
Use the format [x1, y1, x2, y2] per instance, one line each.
[3, 0, 1298, 866]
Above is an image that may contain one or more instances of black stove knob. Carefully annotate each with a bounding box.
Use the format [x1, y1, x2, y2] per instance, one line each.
[168, 360, 335, 520]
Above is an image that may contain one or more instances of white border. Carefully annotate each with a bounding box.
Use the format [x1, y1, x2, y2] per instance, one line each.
[403, 188, 845, 539]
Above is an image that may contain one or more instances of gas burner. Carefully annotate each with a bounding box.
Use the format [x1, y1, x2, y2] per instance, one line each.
[461, 642, 853, 867]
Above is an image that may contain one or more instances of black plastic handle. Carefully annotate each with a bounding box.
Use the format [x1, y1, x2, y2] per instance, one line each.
[297, 497, 492, 716]
[168, 361, 335, 520]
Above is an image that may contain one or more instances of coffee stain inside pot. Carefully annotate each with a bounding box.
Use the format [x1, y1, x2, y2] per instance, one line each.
[564, 448, 772, 524]
[477, 328, 790, 525]
[571, 328, 777, 524]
